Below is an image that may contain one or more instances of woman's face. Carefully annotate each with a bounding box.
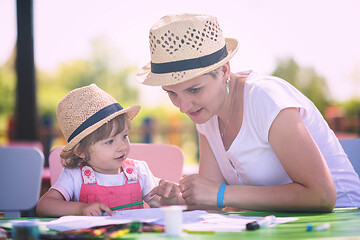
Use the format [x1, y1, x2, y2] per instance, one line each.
[162, 72, 225, 124]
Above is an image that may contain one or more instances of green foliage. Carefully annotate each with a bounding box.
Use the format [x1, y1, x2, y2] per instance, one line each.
[339, 98, 360, 117]
[37, 70, 69, 117]
[36, 37, 139, 119]
[272, 58, 330, 113]
[0, 62, 16, 116]
[272, 58, 300, 87]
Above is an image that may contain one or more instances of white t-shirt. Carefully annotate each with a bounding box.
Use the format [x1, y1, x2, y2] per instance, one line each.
[51, 159, 157, 203]
[196, 71, 360, 207]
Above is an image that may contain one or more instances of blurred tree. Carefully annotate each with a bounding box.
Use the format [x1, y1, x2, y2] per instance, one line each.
[272, 58, 299, 87]
[0, 51, 16, 116]
[349, 64, 360, 98]
[37, 37, 139, 119]
[272, 58, 330, 113]
[340, 98, 360, 118]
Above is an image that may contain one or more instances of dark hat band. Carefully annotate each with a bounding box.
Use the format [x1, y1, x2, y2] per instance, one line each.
[151, 45, 228, 74]
[67, 103, 123, 142]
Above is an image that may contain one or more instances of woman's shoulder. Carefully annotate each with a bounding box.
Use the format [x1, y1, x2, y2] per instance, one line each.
[245, 71, 301, 92]
[244, 72, 301, 103]
[244, 71, 280, 89]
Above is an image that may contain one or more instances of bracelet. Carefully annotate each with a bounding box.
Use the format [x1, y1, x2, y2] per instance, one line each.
[217, 184, 227, 208]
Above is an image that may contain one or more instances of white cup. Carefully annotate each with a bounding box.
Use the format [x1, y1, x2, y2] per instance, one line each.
[162, 205, 187, 237]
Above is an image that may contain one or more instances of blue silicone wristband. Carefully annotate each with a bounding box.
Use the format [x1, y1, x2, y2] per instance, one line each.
[217, 184, 227, 208]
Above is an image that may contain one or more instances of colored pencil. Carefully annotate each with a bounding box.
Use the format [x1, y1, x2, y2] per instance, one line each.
[110, 200, 144, 211]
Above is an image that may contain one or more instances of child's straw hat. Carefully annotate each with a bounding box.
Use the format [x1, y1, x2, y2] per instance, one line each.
[136, 13, 239, 86]
[57, 84, 140, 152]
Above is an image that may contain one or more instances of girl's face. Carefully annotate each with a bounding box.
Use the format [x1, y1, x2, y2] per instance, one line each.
[162, 73, 225, 124]
[86, 123, 130, 174]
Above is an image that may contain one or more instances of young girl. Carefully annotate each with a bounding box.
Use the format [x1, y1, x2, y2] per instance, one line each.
[36, 84, 180, 217]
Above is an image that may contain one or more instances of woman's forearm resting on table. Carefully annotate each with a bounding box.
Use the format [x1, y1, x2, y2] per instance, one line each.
[180, 174, 336, 212]
[223, 182, 336, 212]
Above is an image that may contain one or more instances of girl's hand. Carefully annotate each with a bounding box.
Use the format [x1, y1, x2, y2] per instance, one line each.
[150, 179, 181, 199]
[80, 202, 113, 216]
[179, 174, 220, 206]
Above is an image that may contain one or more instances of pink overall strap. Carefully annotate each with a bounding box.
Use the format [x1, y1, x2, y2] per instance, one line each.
[122, 159, 138, 182]
[81, 165, 96, 184]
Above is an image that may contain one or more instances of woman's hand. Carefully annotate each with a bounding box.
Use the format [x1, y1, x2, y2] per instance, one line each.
[80, 202, 113, 216]
[179, 174, 220, 206]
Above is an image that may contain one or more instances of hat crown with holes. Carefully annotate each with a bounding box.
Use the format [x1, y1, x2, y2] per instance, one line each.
[136, 13, 239, 86]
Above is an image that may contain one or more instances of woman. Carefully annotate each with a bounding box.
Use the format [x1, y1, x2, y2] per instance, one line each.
[136, 13, 360, 212]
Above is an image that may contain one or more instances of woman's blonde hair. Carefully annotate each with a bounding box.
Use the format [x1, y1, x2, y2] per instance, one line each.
[205, 66, 222, 79]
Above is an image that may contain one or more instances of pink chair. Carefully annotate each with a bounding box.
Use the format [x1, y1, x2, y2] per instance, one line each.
[49, 143, 185, 186]
[129, 143, 185, 183]
[48, 146, 65, 186]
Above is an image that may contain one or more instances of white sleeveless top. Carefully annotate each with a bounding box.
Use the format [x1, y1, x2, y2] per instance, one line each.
[196, 71, 360, 207]
[51, 159, 157, 202]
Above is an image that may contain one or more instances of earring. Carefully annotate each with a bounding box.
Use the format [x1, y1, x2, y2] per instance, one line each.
[226, 77, 230, 94]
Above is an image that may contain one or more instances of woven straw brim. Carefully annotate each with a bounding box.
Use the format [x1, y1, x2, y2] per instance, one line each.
[137, 38, 238, 86]
[62, 105, 140, 152]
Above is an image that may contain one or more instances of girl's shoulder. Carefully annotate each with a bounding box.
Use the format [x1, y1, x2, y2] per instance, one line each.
[127, 159, 151, 171]
[60, 167, 83, 182]
[62, 167, 82, 176]
[126, 159, 155, 179]
[54, 167, 82, 190]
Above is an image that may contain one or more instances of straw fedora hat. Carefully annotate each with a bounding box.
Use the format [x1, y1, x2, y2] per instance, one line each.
[57, 84, 140, 152]
[136, 13, 239, 86]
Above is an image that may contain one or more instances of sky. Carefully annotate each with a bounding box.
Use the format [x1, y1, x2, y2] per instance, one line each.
[1, 0, 360, 106]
